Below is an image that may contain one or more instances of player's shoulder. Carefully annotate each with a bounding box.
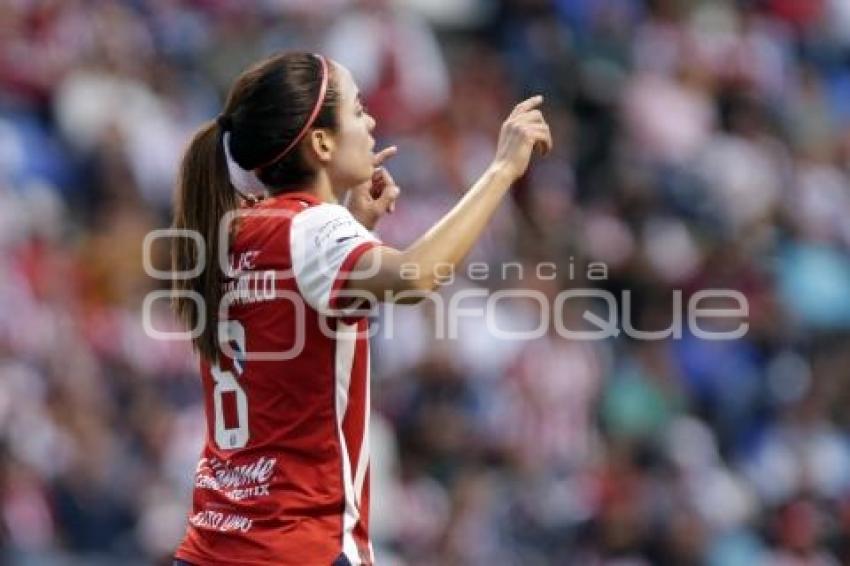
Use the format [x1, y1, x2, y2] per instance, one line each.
[246, 195, 354, 226]
[238, 195, 364, 252]
[235, 194, 319, 232]
[290, 201, 360, 235]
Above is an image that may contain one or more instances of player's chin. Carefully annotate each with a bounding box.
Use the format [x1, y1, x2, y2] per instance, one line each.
[347, 167, 373, 188]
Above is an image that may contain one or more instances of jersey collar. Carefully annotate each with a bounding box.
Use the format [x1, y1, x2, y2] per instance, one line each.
[268, 191, 323, 208]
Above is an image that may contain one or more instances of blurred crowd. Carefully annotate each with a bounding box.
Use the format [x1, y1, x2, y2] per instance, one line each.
[2, 0, 850, 564]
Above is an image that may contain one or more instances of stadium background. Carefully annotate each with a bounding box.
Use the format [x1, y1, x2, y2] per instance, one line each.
[2, 0, 850, 564]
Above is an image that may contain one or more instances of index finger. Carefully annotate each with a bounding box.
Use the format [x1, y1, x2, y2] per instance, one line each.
[509, 95, 544, 119]
[373, 145, 398, 167]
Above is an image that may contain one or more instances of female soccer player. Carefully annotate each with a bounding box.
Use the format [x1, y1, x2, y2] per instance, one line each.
[171, 51, 551, 566]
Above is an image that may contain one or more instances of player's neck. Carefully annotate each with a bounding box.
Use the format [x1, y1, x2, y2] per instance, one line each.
[307, 170, 337, 204]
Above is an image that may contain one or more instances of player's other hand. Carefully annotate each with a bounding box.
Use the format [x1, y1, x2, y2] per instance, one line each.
[347, 145, 400, 230]
[491, 95, 552, 181]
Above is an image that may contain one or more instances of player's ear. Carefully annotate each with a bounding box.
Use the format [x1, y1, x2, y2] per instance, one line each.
[308, 129, 335, 163]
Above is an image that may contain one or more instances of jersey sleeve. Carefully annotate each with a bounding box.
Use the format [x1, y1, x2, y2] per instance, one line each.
[289, 203, 381, 313]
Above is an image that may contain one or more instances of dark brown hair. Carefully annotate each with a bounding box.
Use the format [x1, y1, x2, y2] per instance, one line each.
[172, 51, 339, 361]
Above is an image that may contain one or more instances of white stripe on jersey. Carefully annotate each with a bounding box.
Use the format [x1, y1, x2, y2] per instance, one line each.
[335, 321, 361, 564]
[354, 345, 370, 506]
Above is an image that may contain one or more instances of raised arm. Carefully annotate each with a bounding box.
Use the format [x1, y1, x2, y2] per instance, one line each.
[346, 95, 552, 301]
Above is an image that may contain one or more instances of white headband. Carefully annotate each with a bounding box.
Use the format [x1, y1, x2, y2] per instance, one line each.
[222, 132, 268, 199]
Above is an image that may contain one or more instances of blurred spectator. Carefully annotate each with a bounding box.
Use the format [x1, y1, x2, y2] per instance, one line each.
[324, 0, 451, 133]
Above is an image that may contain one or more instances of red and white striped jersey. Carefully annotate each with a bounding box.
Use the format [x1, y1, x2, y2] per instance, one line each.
[175, 192, 379, 565]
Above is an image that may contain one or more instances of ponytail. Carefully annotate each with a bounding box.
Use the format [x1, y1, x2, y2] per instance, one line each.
[172, 121, 237, 361]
